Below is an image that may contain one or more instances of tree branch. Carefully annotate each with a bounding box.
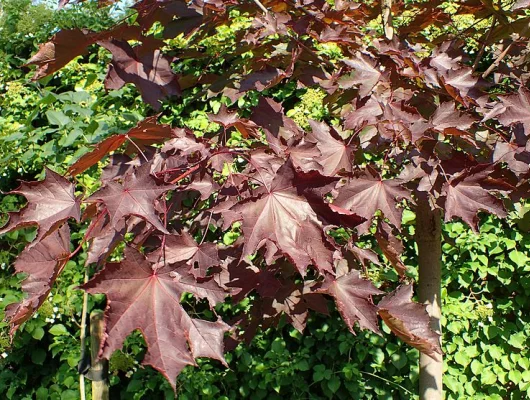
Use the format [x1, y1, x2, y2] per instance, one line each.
[382, 0, 394, 40]
[472, 16, 496, 72]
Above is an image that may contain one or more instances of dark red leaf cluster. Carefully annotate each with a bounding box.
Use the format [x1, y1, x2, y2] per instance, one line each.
[6, 0, 530, 389]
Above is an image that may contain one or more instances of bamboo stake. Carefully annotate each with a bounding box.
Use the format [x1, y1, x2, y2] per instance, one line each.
[90, 311, 109, 400]
[79, 271, 89, 400]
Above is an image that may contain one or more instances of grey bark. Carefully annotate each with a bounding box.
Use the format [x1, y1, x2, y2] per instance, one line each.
[416, 198, 443, 400]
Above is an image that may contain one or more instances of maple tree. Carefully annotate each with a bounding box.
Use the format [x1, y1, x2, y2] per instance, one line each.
[4, 0, 530, 398]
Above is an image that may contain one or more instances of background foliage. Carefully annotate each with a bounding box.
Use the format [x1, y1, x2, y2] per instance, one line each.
[1, 1, 530, 399]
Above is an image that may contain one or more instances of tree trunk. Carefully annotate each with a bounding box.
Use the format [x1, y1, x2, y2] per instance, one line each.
[416, 198, 443, 400]
[90, 311, 109, 400]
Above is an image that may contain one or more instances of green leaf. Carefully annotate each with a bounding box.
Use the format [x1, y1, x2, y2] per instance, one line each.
[402, 209, 415, 225]
[327, 376, 341, 393]
[296, 360, 310, 371]
[465, 345, 479, 358]
[509, 250, 529, 266]
[127, 380, 143, 393]
[484, 326, 501, 339]
[46, 110, 71, 127]
[271, 338, 285, 353]
[508, 332, 526, 349]
[509, 369, 522, 385]
[522, 369, 530, 382]
[49, 324, 68, 336]
[391, 352, 407, 369]
[59, 129, 83, 147]
[447, 321, 463, 334]
[339, 340, 349, 354]
[444, 375, 460, 393]
[455, 351, 471, 367]
[36, 387, 48, 400]
[61, 390, 79, 400]
[313, 364, 331, 382]
[32, 327, 45, 340]
[470, 360, 483, 375]
[480, 369, 497, 385]
[501, 355, 511, 371]
[519, 357, 530, 370]
[31, 348, 46, 365]
[223, 231, 239, 246]
[342, 364, 358, 380]
[488, 346, 502, 360]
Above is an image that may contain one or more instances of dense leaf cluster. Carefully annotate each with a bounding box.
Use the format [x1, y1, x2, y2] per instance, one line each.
[3, 0, 530, 392]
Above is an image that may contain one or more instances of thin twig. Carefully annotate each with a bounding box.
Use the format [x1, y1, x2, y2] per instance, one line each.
[381, 0, 394, 40]
[472, 16, 497, 72]
[360, 371, 415, 396]
[169, 164, 201, 184]
[482, 22, 530, 78]
[66, 209, 108, 262]
[199, 212, 213, 245]
[482, 41, 514, 78]
[125, 135, 149, 163]
[252, 0, 269, 14]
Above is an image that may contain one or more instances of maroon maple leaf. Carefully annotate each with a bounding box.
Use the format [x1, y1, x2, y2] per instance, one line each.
[227, 264, 281, 302]
[339, 54, 381, 97]
[207, 105, 240, 127]
[513, 0, 530, 10]
[349, 245, 381, 268]
[377, 285, 442, 360]
[0, 168, 80, 244]
[259, 279, 327, 333]
[26, 29, 94, 80]
[439, 67, 485, 106]
[207, 105, 260, 139]
[69, 135, 128, 177]
[442, 165, 506, 231]
[495, 89, 530, 134]
[98, 39, 180, 110]
[83, 247, 229, 389]
[5, 224, 71, 335]
[375, 221, 407, 277]
[334, 168, 412, 233]
[343, 97, 383, 131]
[306, 120, 352, 176]
[430, 101, 475, 135]
[316, 270, 383, 334]
[87, 163, 175, 233]
[70, 113, 174, 177]
[85, 216, 125, 266]
[250, 97, 302, 152]
[26, 25, 141, 80]
[133, 0, 202, 33]
[287, 141, 322, 173]
[188, 173, 220, 201]
[493, 140, 530, 177]
[148, 232, 220, 279]
[239, 66, 288, 92]
[231, 161, 335, 275]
